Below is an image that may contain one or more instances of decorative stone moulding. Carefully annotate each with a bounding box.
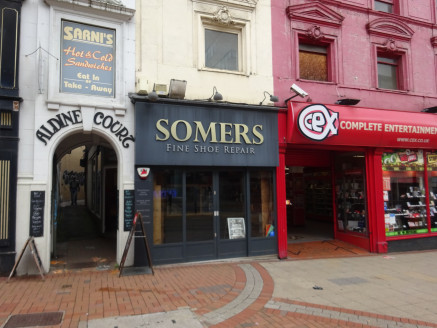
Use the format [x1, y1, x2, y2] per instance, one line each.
[213, 6, 235, 25]
[306, 25, 324, 40]
[431, 36, 437, 48]
[195, 0, 258, 10]
[383, 39, 397, 52]
[367, 18, 414, 41]
[286, 2, 344, 27]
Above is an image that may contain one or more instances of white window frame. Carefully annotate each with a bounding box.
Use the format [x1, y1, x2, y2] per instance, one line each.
[196, 14, 249, 76]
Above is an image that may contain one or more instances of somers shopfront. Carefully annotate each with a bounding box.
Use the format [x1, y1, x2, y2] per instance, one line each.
[276, 102, 437, 258]
[132, 98, 279, 265]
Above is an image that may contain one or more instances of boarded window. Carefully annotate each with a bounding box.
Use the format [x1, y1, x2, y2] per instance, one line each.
[299, 44, 328, 81]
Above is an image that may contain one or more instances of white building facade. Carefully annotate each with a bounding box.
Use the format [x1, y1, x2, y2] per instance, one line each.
[132, 0, 278, 266]
[16, 0, 136, 274]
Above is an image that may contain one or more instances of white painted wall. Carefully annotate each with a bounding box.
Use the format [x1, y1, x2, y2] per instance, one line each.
[136, 0, 275, 105]
[16, 0, 136, 274]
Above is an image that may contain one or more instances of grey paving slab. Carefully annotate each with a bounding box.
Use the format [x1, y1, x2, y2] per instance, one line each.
[79, 309, 204, 328]
[265, 300, 434, 328]
[262, 251, 437, 324]
[201, 263, 262, 326]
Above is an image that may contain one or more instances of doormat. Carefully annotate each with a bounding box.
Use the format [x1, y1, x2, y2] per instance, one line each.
[4, 312, 63, 328]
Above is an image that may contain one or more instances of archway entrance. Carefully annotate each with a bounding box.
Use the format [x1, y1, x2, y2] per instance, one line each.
[51, 133, 118, 271]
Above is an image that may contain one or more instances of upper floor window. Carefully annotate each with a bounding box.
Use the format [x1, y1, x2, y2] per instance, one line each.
[375, 0, 393, 13]
[377, 55, 399, 89]
[205, 29, 239, 71]
[376, 48, 408, 91]
[299, 43, 328, 81]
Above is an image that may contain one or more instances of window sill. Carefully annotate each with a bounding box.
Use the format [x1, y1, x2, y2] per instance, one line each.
[199, 67, 249, 77]
[374, 87, 408, 94]
[297, 79, 336, 85]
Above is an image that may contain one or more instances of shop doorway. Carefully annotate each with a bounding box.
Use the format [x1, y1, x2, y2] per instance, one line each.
[51, 135, 118, 271]
[286, 166, 334, 243]
[142, 168, 276, 265]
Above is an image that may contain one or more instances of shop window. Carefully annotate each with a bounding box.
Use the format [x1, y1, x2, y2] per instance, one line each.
[153, 169, 183, 244]
[299, 43, 329, 82]
[377, 54, 403, 90]
[250, 170, 275, 238]
[219, 170, 245, 239]
[186, 171, 214, 242]
[335, 152, 368, 235]
[427, 151, 437, 232]
[382, 150, 427, 236]
[374, 0, 394, 13]
[205, 29, 239, 71]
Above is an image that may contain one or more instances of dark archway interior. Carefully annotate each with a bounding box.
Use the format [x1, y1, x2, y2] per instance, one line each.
[51, 132, 118, 272]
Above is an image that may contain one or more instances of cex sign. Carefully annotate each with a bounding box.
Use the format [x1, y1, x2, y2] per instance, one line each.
[298, 104, 339, 141]
[289, 102, 437, 149]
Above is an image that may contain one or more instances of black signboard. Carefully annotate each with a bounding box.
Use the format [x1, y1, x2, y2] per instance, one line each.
[30, 191, 45, 237]
[123, 189, 135, 231]
[135, 102, 279, 167]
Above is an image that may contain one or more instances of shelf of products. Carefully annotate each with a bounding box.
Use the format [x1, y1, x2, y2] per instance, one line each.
[304, 170, 332, 221]
[384, 185, 428, 236]
[382, 149, 431, 236]
[335, 172, 367, 233]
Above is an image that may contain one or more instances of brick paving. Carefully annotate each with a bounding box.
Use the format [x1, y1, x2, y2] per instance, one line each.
[2, 249, 437, 327]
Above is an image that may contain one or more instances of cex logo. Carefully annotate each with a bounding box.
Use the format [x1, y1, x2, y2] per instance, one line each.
[297, 104, 339, 141]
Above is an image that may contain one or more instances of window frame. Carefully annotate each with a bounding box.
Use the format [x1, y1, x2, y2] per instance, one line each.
[295, 34, 338, 84]
[204, 27, 241, 72]
[197, 16, 248, 75]
[375, 49, 407, 91]
[374, 0, 395, 14]
[298, 42, 330, 82]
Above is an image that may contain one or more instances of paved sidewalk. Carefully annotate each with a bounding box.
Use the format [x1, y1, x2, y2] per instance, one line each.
[1, 251, 437, 327]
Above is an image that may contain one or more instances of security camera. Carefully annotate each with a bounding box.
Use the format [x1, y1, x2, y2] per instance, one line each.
[290, 84, 308, 98]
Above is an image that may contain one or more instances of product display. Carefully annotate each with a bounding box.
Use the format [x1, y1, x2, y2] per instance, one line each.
[335, 172, 367, 233]
[334, 153, 368, 235]
[382, 149, 432, 236]
[304, 170, 332, 221]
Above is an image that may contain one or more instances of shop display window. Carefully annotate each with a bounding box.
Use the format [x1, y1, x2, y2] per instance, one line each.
[382, 149, 427, 236]
[186, 171, 214, 242]
[153, 169, 183, 244]
[427, 151, 437, 232]
[250, 170, 275, 238]
[219, 170, 246, 240]
[335, 152, 368, 235]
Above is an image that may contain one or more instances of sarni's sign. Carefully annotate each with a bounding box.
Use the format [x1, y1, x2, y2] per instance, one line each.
[61, 20, 115, 97]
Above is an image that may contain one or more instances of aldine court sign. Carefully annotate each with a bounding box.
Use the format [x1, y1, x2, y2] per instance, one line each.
[61, 20, 115, 97]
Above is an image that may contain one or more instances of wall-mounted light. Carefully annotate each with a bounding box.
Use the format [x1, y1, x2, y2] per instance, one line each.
[335, 98, 361, 106]
[284, 83, 309, 104]
[168, 79, 187, 99]
[209, 86, 223, 101]
[259, 91, 278, 105]
[422, 106, 437, 113]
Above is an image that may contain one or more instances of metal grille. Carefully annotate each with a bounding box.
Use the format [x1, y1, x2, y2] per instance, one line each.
[0, 111, 12, 127]
[0, 159, 10, 239]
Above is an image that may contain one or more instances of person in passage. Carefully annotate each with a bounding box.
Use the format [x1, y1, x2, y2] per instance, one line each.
[69, 176, 80, 206]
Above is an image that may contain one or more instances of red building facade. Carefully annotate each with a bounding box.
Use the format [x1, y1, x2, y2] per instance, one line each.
[272, 0, 437, 257]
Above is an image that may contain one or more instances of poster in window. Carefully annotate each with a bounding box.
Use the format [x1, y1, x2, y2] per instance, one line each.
[227, 217, 245, 239]
[61, 20, 115, 97]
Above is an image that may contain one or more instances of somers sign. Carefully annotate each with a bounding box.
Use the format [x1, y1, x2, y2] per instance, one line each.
[135, 102, 279, 167]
